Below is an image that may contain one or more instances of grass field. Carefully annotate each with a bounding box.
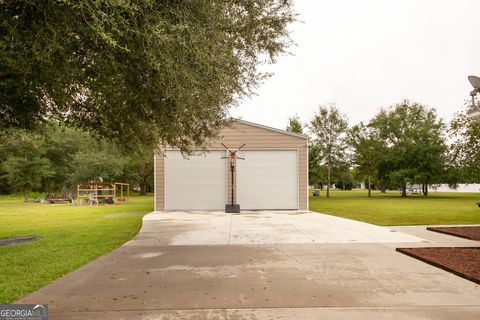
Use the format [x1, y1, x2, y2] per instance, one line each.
[0, 195, 153, 303]
[309, 189, 480, 226]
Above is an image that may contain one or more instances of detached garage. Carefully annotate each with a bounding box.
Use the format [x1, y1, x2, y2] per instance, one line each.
[154, 120, 308, 212]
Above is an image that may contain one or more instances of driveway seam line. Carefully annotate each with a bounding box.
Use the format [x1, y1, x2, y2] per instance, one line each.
[49, 305, 480, 314]
[279, 214, 316, 243]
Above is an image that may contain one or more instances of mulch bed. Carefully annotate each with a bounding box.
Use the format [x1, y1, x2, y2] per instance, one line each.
[426, 226, 480, 241]
[396, 247, 480, 285]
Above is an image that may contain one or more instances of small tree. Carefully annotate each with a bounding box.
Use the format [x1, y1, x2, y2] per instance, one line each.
[287, 114, 326, 190]
[286, 115, 304, 134]
[348, 122, 383, 197]
[309, 104, 349, 197]
[2, 135, 54, 202]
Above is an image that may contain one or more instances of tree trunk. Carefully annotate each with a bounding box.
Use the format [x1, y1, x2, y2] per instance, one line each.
[326, 166, 331, 198]
[368, 174, 371, 197]
[139, 162, 153, 196]
[139, 181, 147, 195]
[401, 182, 407, 197]
[139, 163, 147, 195]
[380, 185, 386, 193]
[23, 189, 29, 203]
[423, 181, 428, 196]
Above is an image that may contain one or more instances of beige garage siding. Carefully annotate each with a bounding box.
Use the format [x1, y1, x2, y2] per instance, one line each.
[154, 120, 308, 211]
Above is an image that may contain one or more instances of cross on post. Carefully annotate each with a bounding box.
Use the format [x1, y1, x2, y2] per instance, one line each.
[221, 143, 245, 213]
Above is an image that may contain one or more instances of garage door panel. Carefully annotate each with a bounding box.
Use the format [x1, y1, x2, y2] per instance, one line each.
[165, 151, 225, 210]
[237, 150, 297, 210]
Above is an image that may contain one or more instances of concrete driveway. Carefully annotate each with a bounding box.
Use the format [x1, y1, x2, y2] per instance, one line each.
[135, 211, 424, 245]
[18, 211, 480, 319]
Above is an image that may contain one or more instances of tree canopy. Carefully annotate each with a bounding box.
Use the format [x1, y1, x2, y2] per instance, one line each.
[0, 0, 295, 150]
[289, 99, 454, 197]
[0, 123, 154, 199]
[369, 100, 446, 197]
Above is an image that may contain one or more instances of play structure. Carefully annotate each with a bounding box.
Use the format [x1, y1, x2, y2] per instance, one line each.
[76, 182, 130, 205]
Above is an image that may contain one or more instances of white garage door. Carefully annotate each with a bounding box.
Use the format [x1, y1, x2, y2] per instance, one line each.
[165, 151, 225, 210]
[237, 150, 297, 210]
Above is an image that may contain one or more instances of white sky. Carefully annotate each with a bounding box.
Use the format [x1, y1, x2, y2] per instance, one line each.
[231, 0, 480, 130]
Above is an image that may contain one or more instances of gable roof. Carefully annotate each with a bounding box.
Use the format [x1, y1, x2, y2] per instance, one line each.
[235, 119, 309, 140]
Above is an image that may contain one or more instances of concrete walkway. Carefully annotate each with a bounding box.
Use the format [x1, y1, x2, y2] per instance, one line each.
[18, 212, 480, 319]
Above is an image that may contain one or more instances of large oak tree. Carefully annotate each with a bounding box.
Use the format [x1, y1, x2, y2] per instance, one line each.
[369, 100, 446, 197]
[0, 0, 295, 150]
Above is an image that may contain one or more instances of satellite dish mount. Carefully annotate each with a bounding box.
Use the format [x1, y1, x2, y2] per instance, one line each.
[221, 143, 245, 213]
[468, 75, 480, 110]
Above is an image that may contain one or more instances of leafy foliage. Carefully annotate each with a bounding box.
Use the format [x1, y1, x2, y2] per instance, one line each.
[369, 100, 447, 196]
[0, 124, 154, 196]
[450, 105, 480, 182]
[307, 144, 324, 188]
[1, 132, 54, 201]
[69, 148, 128, 184]
[292, 99, 453, 197]
[308, 104, 349, 197]
[286, 115, 304, 134]
[348, 122, 383, 196]
[0, 0, 295, 150]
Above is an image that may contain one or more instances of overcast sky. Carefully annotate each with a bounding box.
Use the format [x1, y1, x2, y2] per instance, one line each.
[231, 0, 480, 130]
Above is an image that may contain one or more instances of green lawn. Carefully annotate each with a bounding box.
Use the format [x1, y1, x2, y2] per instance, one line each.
[0, 195, 153, 303]
[309, 189, 480, 226]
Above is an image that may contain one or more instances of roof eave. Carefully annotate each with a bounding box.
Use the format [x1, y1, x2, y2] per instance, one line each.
[234, 118, 309, 140]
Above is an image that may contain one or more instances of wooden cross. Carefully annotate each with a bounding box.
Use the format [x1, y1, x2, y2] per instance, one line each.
[221, 143, 245, 207]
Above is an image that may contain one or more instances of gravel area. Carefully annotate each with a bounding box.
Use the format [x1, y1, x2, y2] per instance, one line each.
[397, 247, 480, 285]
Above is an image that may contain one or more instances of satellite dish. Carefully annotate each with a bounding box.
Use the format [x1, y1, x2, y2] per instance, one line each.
[468, 75, 480, 89]
[468, 75, 480, 115]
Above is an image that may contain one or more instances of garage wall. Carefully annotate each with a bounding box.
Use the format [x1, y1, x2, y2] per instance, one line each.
[154, 120, 308, 211]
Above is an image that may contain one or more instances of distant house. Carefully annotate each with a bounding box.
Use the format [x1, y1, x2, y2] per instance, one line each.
[432, 184, 480, 193]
